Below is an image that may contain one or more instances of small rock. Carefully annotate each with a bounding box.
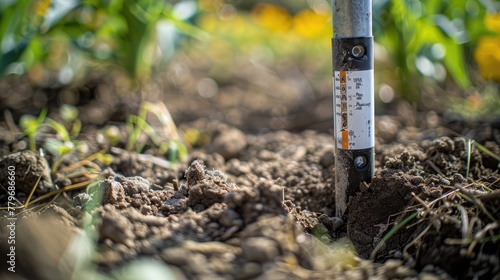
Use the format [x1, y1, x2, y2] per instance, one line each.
[114, 175, 150, 195]
[0, 150, 54, 195]
[383, 259, 403, 278]
[207, 127, 246, 159]
[318, 214, 344, 231]
[242, 237, 279, 263]
[219, 208, 241, 228]
[257, 150, 279, 161]
[99, 206, 135, 247]
[410, 176, 424, 186]
[240, 262, 262, 279]
[451, 173, 465, 185]
[73, 193, 92, 209]
[185, 160, 206, 187]
[320, 149, 335, 168]
[102, 180, 125, 205]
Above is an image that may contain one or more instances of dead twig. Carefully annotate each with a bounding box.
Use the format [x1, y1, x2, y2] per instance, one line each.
[454, 184, 496, 222]
[426, 159, 445, 176]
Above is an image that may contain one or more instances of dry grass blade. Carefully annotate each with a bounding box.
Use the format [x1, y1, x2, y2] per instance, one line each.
[24, 180, 94, 206]
[403, 214, 441, 256]
[0, 172, 43, 210]
[454, 184, 496, 222]
[426, 159, 445, 176]
[467, 222, 499, 255]
[57, 150, 104, 174]
[456, 204, 469, 240]
[370, 210, 420, 260]
[0, 150, 104, 211]
[419, 189, 460, 218]
[474, 141, 500, 163]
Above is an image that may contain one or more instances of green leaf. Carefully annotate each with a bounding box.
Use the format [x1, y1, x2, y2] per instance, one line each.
[46, 118, 71, 142]
[0, 39, 29, 75]
[410, 19, 470, 89]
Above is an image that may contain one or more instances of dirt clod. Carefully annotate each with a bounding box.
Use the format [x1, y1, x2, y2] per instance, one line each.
[242, 237, 280, 262]
[0, 150, 54, 196]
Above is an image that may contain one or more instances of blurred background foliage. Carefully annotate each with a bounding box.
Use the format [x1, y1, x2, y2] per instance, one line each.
[1, 0, 500, 119]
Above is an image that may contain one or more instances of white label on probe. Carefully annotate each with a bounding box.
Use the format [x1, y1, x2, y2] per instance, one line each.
[334, 70, 374, 150]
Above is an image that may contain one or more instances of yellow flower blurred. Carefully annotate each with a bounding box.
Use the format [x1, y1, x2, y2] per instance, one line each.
[485, 13, 500, 34]
[474, 36, 500, 81]
[252, 3, 291, 32]
[34, 0, 51, 17]
[198, 13, 218, 31]
[293, 10, 330, 38]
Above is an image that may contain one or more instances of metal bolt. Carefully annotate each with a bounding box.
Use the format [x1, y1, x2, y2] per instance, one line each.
[352, 45, 365, 58]
[354, 156, 367, 169]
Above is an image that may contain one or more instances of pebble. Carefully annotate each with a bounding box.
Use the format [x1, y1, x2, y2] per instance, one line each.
[320, 149, 335, 167]
[242, 237, 279, 262]
[0, 150, 54, 195]
[114, 175, 151, 195]
[220, 209, 240, 228]
[207, 127, 247, 159]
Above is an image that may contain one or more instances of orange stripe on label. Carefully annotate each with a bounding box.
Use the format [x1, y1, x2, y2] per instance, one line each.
[340, 71, 348, 149]
[342, 130, 348, 149]
[340, 71, 346, 83]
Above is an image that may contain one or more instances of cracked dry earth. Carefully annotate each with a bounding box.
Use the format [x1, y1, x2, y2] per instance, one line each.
[0, 118, 499, 280]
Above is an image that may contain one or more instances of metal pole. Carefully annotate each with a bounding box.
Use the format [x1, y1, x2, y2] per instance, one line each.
[332, 0, 374, 217]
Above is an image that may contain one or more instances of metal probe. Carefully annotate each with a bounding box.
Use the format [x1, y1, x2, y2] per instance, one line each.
[332, 0, 375, 217]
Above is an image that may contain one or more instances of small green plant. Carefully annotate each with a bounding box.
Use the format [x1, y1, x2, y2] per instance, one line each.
[19, 107, 47, 151]
[43, 138, 74, 173]
[126, 101, 187, 162]
[18, 105, 87, 172]
[59, 104, 82, 137]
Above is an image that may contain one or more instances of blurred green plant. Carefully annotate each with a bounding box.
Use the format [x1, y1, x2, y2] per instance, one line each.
[19, 107, 48, 151]
[19, 104, 86, 171]
[197, 0, 498, 109]
[373, 0, 494, 103]
[126, 101, 187, 162]
[448, 86, 500, 120]
[194, 2, 331, 84]
[0, 0, 206, 84]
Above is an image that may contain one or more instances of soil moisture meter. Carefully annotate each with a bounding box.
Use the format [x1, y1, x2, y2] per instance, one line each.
[332, 0, 374, 217]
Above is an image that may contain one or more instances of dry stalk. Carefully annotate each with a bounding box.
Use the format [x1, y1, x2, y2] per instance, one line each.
[0, 150, 104, 211]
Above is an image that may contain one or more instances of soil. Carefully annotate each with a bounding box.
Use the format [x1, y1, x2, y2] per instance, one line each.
[0, 53, 499, 280]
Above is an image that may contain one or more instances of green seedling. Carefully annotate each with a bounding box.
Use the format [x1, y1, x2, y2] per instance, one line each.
[19, 108, 48, 151]
[43, 138, 75, 173]
[466, 138, 472, 180]
[126, 101, 187, 162]
[463, 137, 500, 179]
[46, 118, 72, 143]
[59, 104, 82, 138]
[102, 125, 122, 146]
[19, 106, 86, 171]
[44, 115, 92, 172]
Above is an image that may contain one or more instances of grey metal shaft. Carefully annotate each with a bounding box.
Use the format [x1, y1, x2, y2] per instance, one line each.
[332, 0, 374, 218]
[332, 0, 372, 38]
